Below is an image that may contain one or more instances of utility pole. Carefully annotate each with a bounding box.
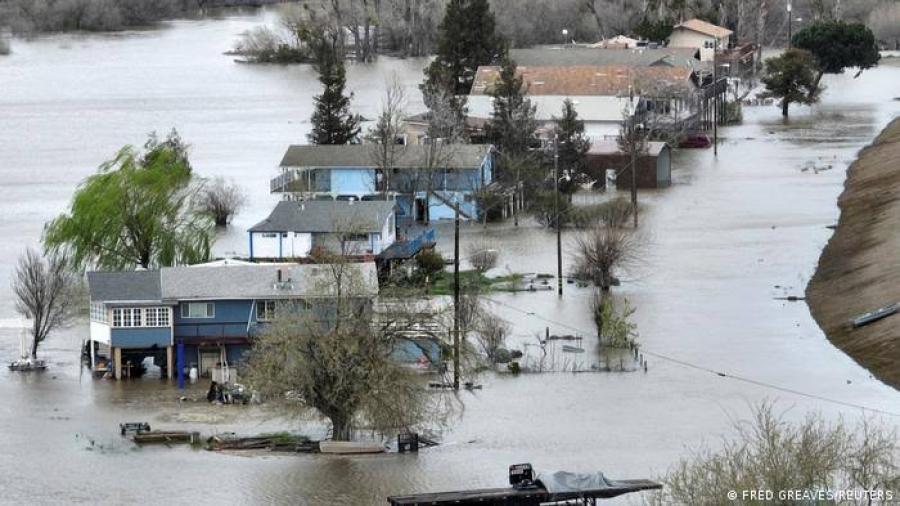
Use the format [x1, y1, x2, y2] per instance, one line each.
[554, 135, 563, 296]
[713, 55, 719, 157]
[787, 2, 793, 48]
[452, 204, 460, 391]
[630, 117, 638, 228]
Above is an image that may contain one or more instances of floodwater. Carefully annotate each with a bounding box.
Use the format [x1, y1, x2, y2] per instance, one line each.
[2, 7, 900, 504]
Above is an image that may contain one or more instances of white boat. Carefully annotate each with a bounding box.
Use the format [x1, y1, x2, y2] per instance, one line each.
[319, 441, 385, 454]
[5, 320, 47, 372]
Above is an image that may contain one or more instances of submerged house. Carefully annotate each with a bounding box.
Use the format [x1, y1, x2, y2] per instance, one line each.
[269, 144, 494, 221]
[87, 261, 378, 380]
[248, 200, 397, 260]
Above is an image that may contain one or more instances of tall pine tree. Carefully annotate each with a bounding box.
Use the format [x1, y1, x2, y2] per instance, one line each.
[485, 55, 537, 158]
[308, 42, 361, 145]
[422, 0, 504, 99]
[553, 99, 592, 194]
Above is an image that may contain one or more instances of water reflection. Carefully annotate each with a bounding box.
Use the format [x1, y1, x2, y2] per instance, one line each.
[1, 7, 900, 504]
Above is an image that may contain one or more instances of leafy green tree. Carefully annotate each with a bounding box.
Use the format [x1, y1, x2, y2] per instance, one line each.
[43, 131, 213, 270]
[760, 49, 822, 117]
[553, 99, 592, 195]
[485, 55, 537, 158]
[422, 0, 504, 97]
[308, 41, 361, 145]
[793, 20, 881, 95]
[633, 17, 674, 42]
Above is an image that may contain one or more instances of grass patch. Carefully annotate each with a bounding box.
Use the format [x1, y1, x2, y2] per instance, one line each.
[429, 271, 527, 295]
[257, 432, 311, 445]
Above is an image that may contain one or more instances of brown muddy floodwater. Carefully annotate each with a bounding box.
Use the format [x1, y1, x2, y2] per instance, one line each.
[1, 8, 900, 505]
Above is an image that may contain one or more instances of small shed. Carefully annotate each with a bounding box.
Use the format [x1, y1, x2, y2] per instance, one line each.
[586, 141, 671, 190]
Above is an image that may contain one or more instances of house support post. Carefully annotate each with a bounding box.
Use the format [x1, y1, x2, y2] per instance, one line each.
[166, 346, 174, 380]
[89, 338, 96, 369]
[113, 347, 122, 380]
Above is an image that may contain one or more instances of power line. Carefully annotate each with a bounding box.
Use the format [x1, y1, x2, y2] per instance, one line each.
[481, 295, 900, 419]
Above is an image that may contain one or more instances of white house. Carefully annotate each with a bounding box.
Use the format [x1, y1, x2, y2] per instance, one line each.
[248, 200, 397, 260]
[668, 19, 733, 62]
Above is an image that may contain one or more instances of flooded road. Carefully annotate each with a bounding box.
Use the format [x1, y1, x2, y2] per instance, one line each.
[2, 8, 900, 504]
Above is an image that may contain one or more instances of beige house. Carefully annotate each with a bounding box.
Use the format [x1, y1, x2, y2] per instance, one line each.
[668, 19, 733, 62]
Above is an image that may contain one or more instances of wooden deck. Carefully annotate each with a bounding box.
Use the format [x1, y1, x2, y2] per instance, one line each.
[387, 479, 662, 505]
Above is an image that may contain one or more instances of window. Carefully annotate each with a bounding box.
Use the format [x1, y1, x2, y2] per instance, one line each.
[90, 302, 107, 323]
[144, 307, 170, 327]
[257, 300, 276, 321]
[181, 302, 214, 319]
[262, 232, 278, 238]
[112, 308, 142, 328]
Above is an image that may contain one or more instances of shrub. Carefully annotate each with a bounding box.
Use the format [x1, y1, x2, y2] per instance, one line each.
[415, 249, 445, 279]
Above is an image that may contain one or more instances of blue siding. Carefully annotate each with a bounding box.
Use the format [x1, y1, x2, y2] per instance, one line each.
[111, 327, 171, 349]
[330, 168, 376, 195]
[174, 300, 256, 340]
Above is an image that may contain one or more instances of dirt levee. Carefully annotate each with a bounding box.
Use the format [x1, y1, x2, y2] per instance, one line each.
[807, 117, 900, 389]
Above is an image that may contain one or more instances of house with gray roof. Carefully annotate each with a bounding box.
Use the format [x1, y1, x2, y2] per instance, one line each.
[270, 144, 494, 222]
[86, 261, 378, 381]
[247, 200, 397, 260]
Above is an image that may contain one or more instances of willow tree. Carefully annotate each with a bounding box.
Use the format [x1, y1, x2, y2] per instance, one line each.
[43, 130, 213, 270]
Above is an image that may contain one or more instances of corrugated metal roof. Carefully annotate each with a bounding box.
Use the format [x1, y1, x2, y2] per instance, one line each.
[674, 19, 733, 38]
[279, 144, 491, 169]
[160, 262, 379, 301]
[249, 200, 395, 233]
[87, 270, 162, 303]
[471, 65, 695, 97]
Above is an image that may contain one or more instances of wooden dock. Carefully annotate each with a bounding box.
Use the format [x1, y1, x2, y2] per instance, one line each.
[387, 479, 662, 505]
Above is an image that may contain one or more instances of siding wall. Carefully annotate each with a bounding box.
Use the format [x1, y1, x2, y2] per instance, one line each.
[174, 299, 255, 342]
[110, 327, 171, 349]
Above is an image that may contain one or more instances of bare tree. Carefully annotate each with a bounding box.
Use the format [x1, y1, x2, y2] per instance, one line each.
[367, 76, 408, 197]
[473, 314, 509, 365]
[572, 224, 641, 291]
[11, 249, 77, 359]
[199, 176, 245, 227]
[466, 240, 499, 273]
[246, 250, 451, 441]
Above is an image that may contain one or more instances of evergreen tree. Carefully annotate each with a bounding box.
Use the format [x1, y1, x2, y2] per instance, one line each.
[308, 42, 361, 145]
[422, 0, 504, 99]
[760, 49, 822, 117]
[793, 21, 880, 96]
[553, 99, 592, 195]
[485, 55, 537, 158]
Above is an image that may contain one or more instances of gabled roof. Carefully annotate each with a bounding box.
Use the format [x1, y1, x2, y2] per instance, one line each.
[673, 19, 733, 38]
[87, 270, 162, 303]
[509, 47, 703, 71]
[249, 200, 395, 233]
[279, 144, 491, 169]
[160, 262, 379, 300]
[470, 65, 695, 96]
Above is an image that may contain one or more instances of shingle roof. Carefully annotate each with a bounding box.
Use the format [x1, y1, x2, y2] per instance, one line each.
[249, 200, 396, 233]
[279, 144, 491, 169]
[674, 19, 733, 38]
[470, 65, 695, 96]
[160, 262, 378, 300]
[87, 270, 162, 303]
[509, 47, 703, 70]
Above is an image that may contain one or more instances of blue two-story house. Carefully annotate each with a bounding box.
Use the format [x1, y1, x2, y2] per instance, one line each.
[269, 144, 495, 221]
[87, 260, 378, 381]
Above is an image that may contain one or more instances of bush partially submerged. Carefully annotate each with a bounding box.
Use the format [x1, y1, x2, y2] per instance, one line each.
[467, 241, 500, 273]
[648, 403, 900, 505]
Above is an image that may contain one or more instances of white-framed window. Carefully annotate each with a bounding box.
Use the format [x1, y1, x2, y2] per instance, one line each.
[112, 308, 142, 328]
[181, 302, 215, 319]
[144, 307, 170, 327]
[90, 302, 107, 323]
[262, 232, 278, 238]
[256, 300, 276, 321]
